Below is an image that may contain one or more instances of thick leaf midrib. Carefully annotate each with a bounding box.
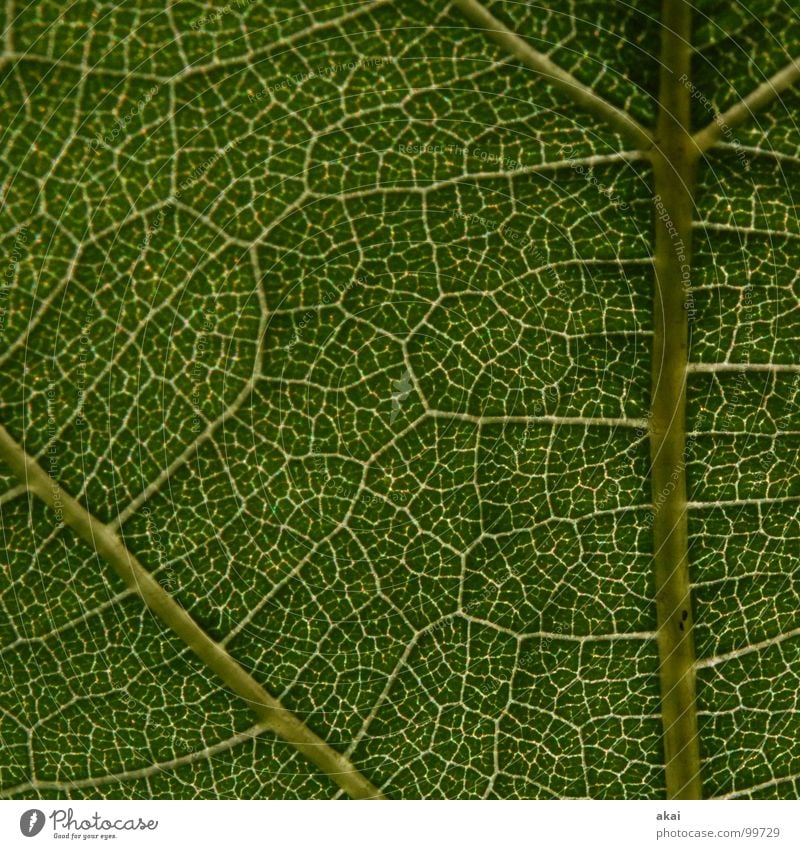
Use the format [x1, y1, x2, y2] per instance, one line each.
[647, 0, 702, 800]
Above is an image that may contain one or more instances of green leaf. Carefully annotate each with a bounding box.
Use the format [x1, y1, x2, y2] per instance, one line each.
[0, 0, 798, 800]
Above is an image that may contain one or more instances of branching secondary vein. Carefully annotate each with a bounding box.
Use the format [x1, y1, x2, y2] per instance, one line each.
[0, 423, 383, 801]
[450, 0, 654, 150]
[692, 57, 800, 154]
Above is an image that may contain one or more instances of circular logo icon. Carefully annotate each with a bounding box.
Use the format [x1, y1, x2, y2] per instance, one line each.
[19, 810, 45, 837]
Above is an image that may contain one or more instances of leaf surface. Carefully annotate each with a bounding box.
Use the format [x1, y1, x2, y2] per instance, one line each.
[0, 0, 798, 800]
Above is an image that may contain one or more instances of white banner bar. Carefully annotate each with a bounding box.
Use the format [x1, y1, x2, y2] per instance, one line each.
[1, 799, 797, 849]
